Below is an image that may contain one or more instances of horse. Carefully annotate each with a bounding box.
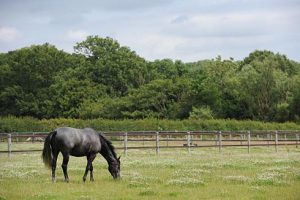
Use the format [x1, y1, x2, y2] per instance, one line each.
[42, 127, 121, 182]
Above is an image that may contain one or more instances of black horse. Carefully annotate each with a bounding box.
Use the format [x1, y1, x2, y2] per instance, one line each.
[42, 127, 120, 182]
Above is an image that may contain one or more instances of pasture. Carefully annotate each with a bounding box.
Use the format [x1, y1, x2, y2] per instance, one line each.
[0, 145, 300, 200]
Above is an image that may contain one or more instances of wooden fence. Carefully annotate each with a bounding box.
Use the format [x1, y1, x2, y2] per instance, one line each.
[0, 130, 299, 157]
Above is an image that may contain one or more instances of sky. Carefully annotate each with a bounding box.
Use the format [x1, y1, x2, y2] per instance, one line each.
[0, 0, 299, 62]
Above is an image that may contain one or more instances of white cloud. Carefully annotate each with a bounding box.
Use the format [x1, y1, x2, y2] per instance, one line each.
[0, 0, 299, 61]
[119, 33, 185, 61]
[165, 9, 296, 39]
[0, 27, 21, 42]
[66, 30, 89, 41]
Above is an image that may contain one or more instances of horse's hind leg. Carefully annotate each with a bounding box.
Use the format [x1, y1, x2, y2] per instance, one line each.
[51, 150, 59, 183]
[61, 153, 70, 183]
[89, 154, 97, 181]
[83, 154, 96, 182]
[90, 162, 94, 182]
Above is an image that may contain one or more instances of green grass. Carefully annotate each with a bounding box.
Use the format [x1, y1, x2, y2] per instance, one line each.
[0, 146, 300, 200]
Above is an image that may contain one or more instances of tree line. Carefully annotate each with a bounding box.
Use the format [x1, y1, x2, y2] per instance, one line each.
[0, 36, 300, 122]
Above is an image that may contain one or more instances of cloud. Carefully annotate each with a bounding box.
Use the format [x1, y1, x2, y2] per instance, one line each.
[0, 0, 299, 61]
[165, 9, 298, 39]
[0, 27, 21, 42]
[84, 0, 177, 12]
[171, 15, 189, 24]
[66, 30, 89, 41]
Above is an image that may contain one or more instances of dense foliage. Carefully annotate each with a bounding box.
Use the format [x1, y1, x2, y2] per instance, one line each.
[1, 116, 300, 132]
[1, 36, 300, 122]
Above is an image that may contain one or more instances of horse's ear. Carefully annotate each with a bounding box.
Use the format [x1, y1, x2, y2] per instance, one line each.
[118, 156, 121, 161]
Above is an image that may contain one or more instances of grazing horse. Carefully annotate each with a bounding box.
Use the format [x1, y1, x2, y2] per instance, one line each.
[42, 127, 121, 182]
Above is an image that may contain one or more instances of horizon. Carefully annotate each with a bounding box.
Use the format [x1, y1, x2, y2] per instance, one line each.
[1, 39, 297, 63]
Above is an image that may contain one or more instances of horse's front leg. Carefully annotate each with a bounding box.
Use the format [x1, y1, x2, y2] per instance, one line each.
[83, 154, 96, 182]
[61, 154, 70, 183]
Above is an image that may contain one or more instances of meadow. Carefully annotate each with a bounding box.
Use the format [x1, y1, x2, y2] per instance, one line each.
[0, 146, 300, 200]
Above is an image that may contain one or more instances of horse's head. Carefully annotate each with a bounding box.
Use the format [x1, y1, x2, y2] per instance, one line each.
[108, 156, 121, 179]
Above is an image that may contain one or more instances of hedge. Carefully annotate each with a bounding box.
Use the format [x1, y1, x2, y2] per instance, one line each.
[1, 116, 300, 133]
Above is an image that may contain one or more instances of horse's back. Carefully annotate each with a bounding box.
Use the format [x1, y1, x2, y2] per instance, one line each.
[56, 127, 97, 137]
[54, 127, 101, 156]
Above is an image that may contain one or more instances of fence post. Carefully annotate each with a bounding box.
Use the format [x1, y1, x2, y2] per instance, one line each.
[275, 131, 278, 152]
[187, 132, 191, 154]
[124, 132, 128, 156]
[247, 131, 251, 153]
[166, 134, 169, 147]
[8, 134, 12, 158]
[240, 134, 243, 145]
[156, 132, 160, 155]
[218, 131, 222, 153]
[296, 134, 299, 148]
[32, 132, 35, 143]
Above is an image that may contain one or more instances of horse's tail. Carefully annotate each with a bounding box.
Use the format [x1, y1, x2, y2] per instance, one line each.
[42, 131, 56, 168]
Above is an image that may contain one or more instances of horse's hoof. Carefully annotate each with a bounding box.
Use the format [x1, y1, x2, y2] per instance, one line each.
[65, 179, 69, 183]
[83, 178, 86, 182]
[90, 178, 94, 182]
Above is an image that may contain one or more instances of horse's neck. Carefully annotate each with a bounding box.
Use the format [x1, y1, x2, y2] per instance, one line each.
[100, 143, 116, 164]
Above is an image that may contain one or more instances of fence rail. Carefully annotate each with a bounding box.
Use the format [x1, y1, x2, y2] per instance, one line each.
[1, 130, 299, 157]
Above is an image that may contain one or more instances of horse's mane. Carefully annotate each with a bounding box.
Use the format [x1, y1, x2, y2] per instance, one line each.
[98, 132, 117, 159]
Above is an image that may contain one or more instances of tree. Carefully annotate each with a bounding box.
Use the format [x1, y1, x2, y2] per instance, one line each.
[147, 59, 188, 80]
[191, 56, 241, 118]
[122, 78, 192, 119]
[290, 75, 300, 121]
[242, 50, 299, 75]
[74, 36, 148, 96]
[0, 44, 73, 117]
[238, 50, 297, 121]
[48, 76, 106, 118]
[1, 37, 300, 122]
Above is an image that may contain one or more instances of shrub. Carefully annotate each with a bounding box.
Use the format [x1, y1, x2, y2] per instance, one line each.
[1, 117, 300, 132]
[189, 106, 214, 120]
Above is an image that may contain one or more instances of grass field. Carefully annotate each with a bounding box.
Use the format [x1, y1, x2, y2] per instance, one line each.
[0, 145, 300, 200]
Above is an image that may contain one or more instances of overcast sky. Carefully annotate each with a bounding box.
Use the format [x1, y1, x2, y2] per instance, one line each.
[0, 0, 299, 62]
